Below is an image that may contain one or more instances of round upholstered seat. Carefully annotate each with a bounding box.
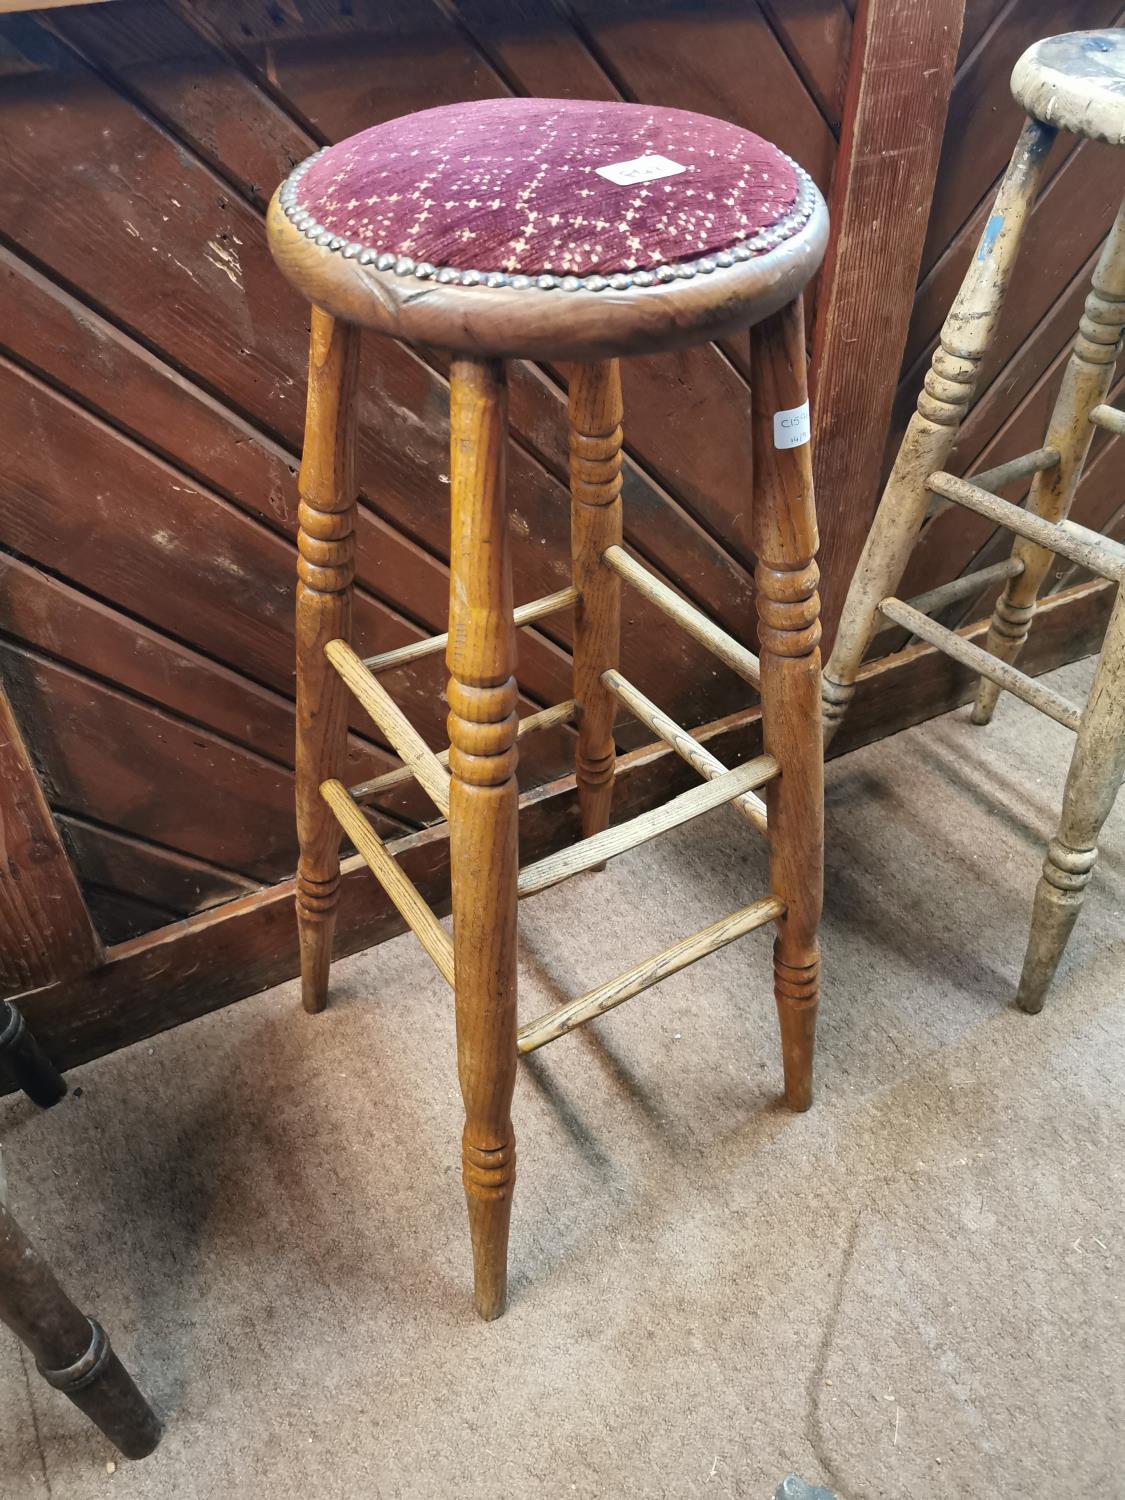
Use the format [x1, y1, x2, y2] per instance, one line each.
[1011, 30, 1125, 146]
[267, 97, 827, 360]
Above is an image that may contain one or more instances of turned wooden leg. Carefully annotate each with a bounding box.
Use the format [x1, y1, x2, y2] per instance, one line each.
[0, 1201, 160, 1460]
[569, 359, 623, 847]
[446, 357, 519, 1320]
[295, 308, 360, 1014]
[973, 199, 1125, 725]
[0, 1003, 66, 1108]
[752, 299, 823, 1112]
[822, 118, 1055, 745]
[1016, 587, 1125, 1013]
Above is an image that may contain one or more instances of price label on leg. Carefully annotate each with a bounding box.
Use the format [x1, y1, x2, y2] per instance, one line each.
[773, 401, 810, 450]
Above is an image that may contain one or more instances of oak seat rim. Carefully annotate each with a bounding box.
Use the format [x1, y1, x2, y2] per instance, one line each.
[267, 189, 828, 360]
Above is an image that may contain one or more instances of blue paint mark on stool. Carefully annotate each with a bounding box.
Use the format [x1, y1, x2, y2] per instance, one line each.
[977, 212, 1004, 263]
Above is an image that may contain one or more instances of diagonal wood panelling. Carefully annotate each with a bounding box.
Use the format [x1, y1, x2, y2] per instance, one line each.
[0, 0, 850, 943]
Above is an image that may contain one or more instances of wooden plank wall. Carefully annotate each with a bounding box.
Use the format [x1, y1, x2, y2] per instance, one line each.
[0, 0, 1120, 1067]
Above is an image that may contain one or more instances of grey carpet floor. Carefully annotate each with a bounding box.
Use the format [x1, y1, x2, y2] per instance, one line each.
[1, 658, 1122, 1500]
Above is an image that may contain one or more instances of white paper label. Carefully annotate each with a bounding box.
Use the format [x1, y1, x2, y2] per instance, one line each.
[773, 401, 810, 450]
[595, 154, 686, 186]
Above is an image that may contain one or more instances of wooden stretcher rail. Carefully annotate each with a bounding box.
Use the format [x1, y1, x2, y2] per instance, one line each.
[602, 669, 767, 833]
[321, 779, 455, 986]
[927, 472, 1125, 584]
[516, 894, 785, 1054]
[348, 700, 577, 805]
[968, 446, 1058, 494]
[878, 597, 1082, 732]
[903, 558, 1024, 618]
[1089, 403, 1125, 435]
[517, 754, 778, 898]
[872, 561, 1026, 643]
[325, 639, 452, 816]
[601, 545, 761, 689]
[360, 587, 578, 673]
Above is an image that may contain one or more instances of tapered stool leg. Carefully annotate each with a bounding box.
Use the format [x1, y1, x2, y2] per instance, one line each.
[446, 357, 519, 1319]
[1016, 587, 1125, 1012]
[0, 1202, 160, 1460]
[570, 360, 624, 844]
[752, 300, 823, 1112]
[295, 309, 360, 1014]
[973, 200, 1125, 725]
[822, 118, 1055, 745]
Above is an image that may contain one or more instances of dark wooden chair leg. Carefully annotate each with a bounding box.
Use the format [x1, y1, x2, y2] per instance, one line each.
[0, 1201, 160, 1460]
[569, 359, 623, 845]
[295, 307, 361, 1014]
[446, 356, 519, 1320]
[0, 1003, 66, 1108]
[751, 298, 824, 1112]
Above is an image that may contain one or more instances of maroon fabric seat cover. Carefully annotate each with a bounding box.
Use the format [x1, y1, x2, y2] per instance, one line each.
[295, 97, 798, 277]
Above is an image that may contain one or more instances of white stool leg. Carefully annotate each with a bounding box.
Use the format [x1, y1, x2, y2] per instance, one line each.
[823, 118, 1055, 744]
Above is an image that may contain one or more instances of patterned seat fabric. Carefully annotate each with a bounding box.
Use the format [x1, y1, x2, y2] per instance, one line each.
[282, 97, 817, 288]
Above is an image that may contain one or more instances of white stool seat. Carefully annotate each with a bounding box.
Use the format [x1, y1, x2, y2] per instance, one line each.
[1011, 30, 1125, 147]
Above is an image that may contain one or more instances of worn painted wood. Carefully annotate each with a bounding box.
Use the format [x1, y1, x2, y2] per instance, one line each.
[569, 360, 623, 845]
[877, 597, 1082, 733]
[751, 299, 824, 1113]
[445, 357, 520, 1321]
[917, 0, 1114, 278]
[825, 31, 1125, 1017]
[972, 200, 1125, 721]
[823, 116, 1057, 742]
[1017, 587, 1125, 1011]
[294, 309, 360, 1015]
[927, 472, 1125, 583]
[1011, 30, 1125, 148]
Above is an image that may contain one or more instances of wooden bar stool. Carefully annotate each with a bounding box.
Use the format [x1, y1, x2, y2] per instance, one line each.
[823, 31, 1125, 1014]
[268, 98, 827, 1319]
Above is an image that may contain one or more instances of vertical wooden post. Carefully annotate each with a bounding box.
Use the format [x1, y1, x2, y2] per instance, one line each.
[973, 199, 1125, 724]
[0, 1201, 161, 1459]
[446, 357, 519, 1320]
[751, 299, 823, 1112]
[294, 309, 360, 1014]
[0, 683, 102, 999]
[1016, 587, 1125, 1013]
[810, 0, 965, 655]
[569, 359, 623, 845]
[821, 117, 1056, 743]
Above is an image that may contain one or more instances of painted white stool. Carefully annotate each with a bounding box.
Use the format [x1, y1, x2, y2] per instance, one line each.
[823, 30, 1125, 1013]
